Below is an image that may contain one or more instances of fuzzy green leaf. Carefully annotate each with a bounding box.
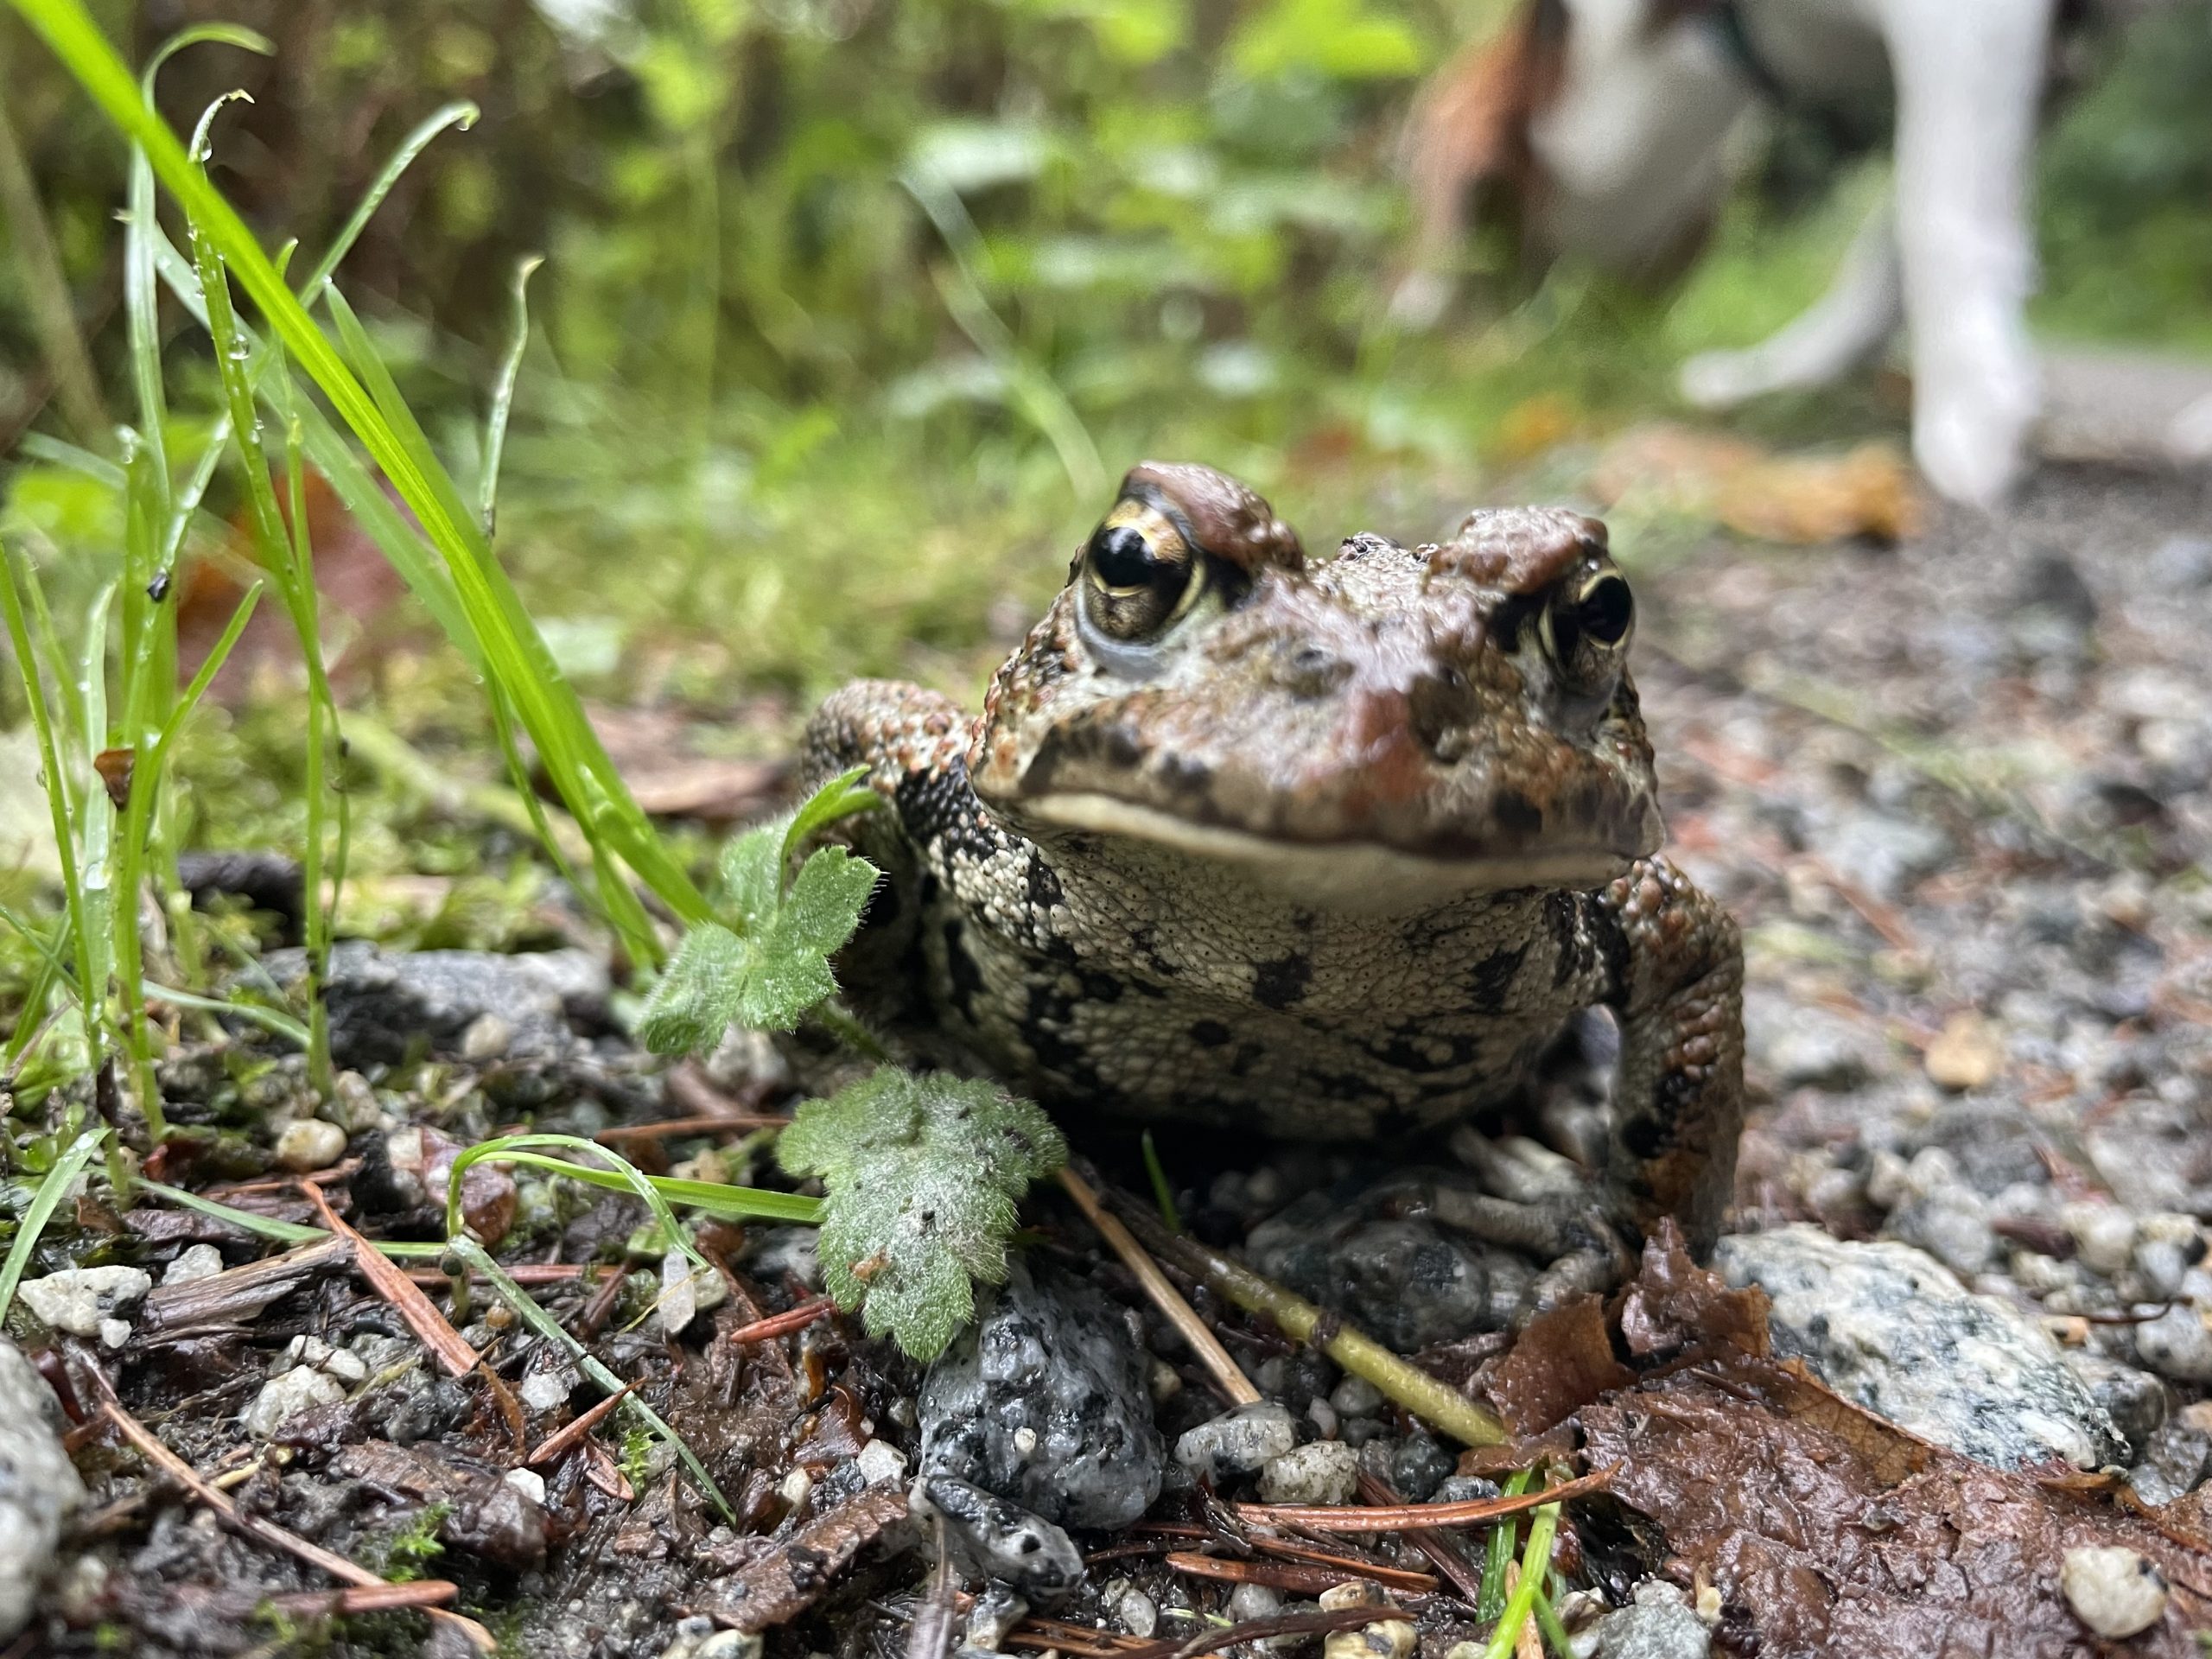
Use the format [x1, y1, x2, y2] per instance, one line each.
[779, 1068, 1067, 1359]
[635, 922, 747, 1055]
[639, 772, 884, 1053]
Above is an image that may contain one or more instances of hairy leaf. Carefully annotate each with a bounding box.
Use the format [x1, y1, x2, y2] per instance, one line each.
[638, 771, 880, 1053]
[779, 1068, 1067, 1359]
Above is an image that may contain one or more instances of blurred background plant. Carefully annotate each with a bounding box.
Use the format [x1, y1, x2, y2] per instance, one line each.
[2, 0, 2208, 1048]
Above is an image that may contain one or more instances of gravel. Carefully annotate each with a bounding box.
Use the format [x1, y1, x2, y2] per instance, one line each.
[1591, 1581, 1713, 1659]
[1256, 1439, 1358, 1504]
[1717, 1225, 2129, 1469]
[0, 1337, 86, 1639]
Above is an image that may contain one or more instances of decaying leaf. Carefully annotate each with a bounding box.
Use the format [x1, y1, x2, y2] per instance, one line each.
[1592, 423, 1923, 544]
[699, 1484, 909, 1632]
[1552, 1228, 2212, 1656]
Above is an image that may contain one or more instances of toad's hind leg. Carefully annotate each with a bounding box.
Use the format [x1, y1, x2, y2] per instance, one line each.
[1598, 858, 1745, 1255]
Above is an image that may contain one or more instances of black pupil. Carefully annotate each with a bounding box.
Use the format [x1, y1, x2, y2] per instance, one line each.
[1091, 523, 1167, 589]
[1578, 575, 1632, 645]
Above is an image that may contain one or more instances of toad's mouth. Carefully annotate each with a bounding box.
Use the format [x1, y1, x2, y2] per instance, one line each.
[1019, 790, 1633, 911]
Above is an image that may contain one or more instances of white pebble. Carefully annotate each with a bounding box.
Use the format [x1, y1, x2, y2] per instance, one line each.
[504, 1468, 548, 1505]
[1227, 1583, 1284, 1622]
[2061, 1203, 2137, 1278]
[242, 1367, 346, 1438]
[2061, 1546, 2168, 1638]
[274, 1117, 347, 1173]
[855, 1440, 908, 1486]
[19, 1267, 151, 1338]
[162, 1244, 224, 1286]
[1330, 1376, 1384, 1416]
[1260, 1439, 1359, 1506]
[461, 1012, 513, 1062]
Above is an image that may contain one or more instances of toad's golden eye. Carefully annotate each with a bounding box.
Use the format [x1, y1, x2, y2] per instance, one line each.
[1080, 499, 1206, 641]
[1540, 564, 1634, 693]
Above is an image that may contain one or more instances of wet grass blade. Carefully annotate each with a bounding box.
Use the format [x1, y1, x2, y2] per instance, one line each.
[0, 1124, 105, 1320]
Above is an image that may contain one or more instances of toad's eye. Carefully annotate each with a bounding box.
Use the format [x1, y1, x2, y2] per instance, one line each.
[1079, 502, 1205, 642]
[1540, 564, 1634, 693]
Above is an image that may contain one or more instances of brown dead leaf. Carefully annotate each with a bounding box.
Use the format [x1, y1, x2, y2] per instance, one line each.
[1591, 423, 1923, 544]
[700, 1484, 908, 1632]
[1614, 1218, 1770, 1364]
[1485, 1294, 1633, 1436]
[1579, 1357, 2210, 1656]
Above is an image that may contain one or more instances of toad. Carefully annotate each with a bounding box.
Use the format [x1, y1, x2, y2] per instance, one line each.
[806, 463, 1743, 1292]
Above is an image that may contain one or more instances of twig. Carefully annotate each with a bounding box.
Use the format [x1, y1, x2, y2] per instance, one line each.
[725, 1295, 836, 1345]
[82, 1364, 493, 1651]
[1122, 1603, 1412, 1659]
[300, 1181, 479, 1377]
[1123, 1202, 1505, 1446]
[1357, 1470, 1489, 1606]
[1165, 1550, 1440, 1598]
[1232, 1467, 1611, 1533]
[1251, 1534, 1445, 1595]
[1057, 1167, 1260, 1408]
[526, 1382, 634, 1467]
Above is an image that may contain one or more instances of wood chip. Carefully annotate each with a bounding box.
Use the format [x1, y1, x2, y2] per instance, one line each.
[700, 1485, 909, 1632]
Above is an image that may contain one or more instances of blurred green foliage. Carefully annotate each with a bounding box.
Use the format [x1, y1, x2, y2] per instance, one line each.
[0, 0, 2206, 725]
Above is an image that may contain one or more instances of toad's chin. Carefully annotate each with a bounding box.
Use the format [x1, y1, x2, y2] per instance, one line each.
[1016, 790, 1633, 912]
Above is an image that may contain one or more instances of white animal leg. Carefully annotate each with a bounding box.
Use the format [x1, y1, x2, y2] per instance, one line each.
[1678, 190, 1903, 408]
[1885, 0, 2055, 506]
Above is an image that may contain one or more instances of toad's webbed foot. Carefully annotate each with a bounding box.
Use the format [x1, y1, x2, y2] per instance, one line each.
[1428, 1186, 1636, 1326]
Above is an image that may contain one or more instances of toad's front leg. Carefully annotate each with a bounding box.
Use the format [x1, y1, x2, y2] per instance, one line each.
[1598, 856, 1745, 1256]
[1433, 859, 1743, 1315]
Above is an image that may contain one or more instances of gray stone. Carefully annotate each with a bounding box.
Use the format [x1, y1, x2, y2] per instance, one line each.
[1819, 809, 1952, 902]
[1717, 1226, 2128, 1470]
[2135, 1290, 2212, 1383]
[2126, 1421, 2209, 1507]
[17, 1266, 151, 1338]
[242, 1366, 347, 1439]
[919, 1259, 1164, 1529]
[1258, 1440, 1358, 1505]
[0, 1336, 86, 1638]
[1174, 1402, 1299, 1483]
[2063, 1351, 2168, 1455]
[918, 1476, 1084, 1604]
[1246, 1187, 1531, 1350]
[260, 941, 606, 1067]
[1747, 995, 1885, 1094]
[1592, 1581, 1710, 1659]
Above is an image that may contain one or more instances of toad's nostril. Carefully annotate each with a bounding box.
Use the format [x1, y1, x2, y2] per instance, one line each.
[1276, 644, 1350, 698]
[1408, 665, 1478, 760]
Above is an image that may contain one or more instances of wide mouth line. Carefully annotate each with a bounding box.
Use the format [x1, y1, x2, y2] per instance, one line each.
[1009, 789, 1630, 891]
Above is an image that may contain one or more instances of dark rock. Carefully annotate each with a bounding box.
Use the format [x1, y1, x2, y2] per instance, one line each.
[1389, 1433, 1455, 1501]
[258, 941, 607, 1068]
[918, 1258, 1164, 1529]
[2063, 1351, 2169, 1456]
[1718, 1226, 2128, 1469]
[1246, 1184, 1531, 1350]
[919, 1476, 1084, 1604]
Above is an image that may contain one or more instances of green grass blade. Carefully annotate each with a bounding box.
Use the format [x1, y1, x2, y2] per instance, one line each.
[0, 544, 104, 1068]
[136, 1177, 329, 1243]
[0, 1124, 104, 1320]
[1479, 1492, 1561, 1659]
[479, 255, 542, 533]
[448, 1235, 734, 1522]
[12, 0, 709, 931]
[143, 980, 309, 1048]
[296, 100, 478, 306]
